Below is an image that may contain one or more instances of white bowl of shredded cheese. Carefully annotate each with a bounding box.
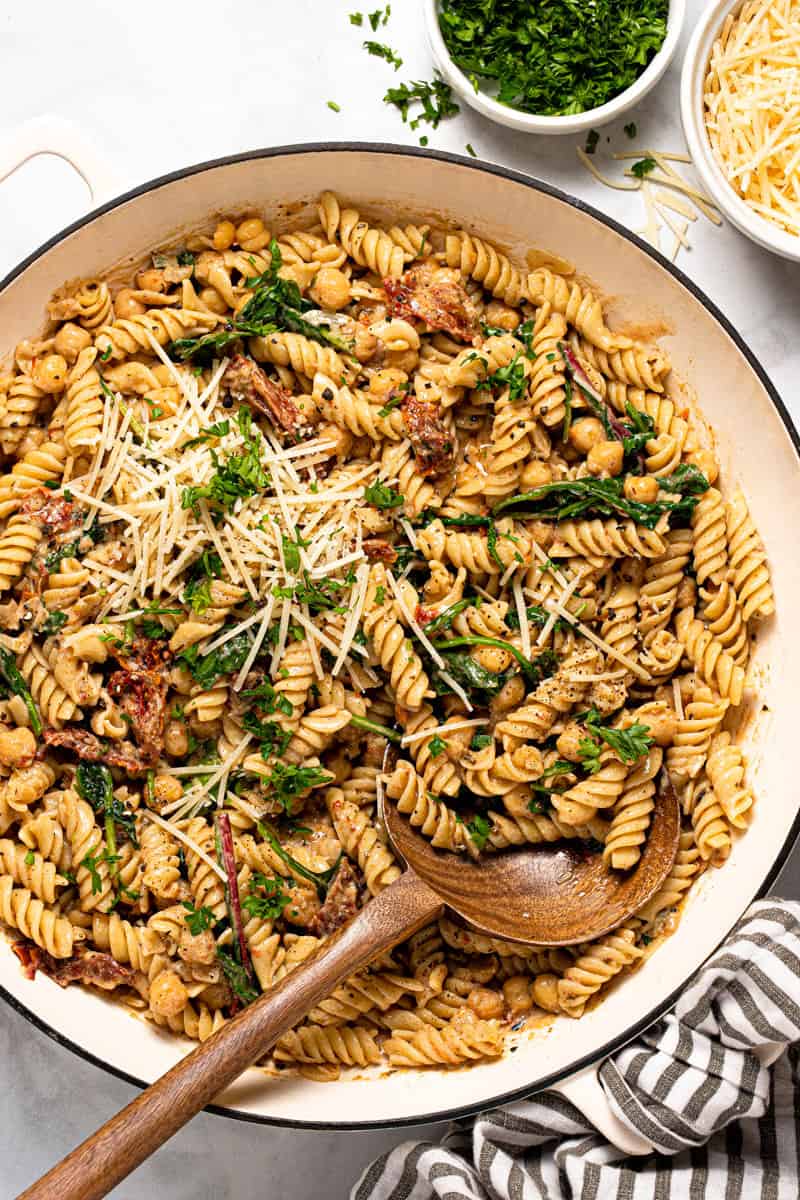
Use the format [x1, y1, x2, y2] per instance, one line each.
[681, 0, 800, 262]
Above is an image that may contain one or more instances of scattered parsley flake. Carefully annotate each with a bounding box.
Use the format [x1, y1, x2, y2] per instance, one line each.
[631, 156, 657, 178]
[363, 40, 403, 69]
[327, 100, 341, 112]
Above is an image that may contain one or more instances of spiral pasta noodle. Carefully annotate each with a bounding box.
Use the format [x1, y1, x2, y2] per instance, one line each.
[0, 193, 773, 1076]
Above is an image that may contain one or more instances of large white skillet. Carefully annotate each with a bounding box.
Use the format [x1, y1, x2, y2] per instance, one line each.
[0, 127, 798, 1141]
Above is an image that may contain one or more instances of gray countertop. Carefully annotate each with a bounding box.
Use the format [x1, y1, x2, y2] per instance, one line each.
[1, 0, 799, 1195]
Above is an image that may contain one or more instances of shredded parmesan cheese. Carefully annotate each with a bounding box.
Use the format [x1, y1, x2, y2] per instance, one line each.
[705, 1, 800, 237]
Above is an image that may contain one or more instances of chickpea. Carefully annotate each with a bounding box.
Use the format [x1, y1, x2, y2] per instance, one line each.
[199, 286, 228, 316]
[53, 322, 91, 364]
[164, 719, 189, 758]
[212, 219, 236, 251]
[317, 420, 352, 460]
[114, 288, 147, 320]
[32, 354, 68, 395]
[624, 474, 659, 503]
[354, 326, 379, 362]
[687, 447, 719, 486]
[309, 267, 351, 311]
[0, 726, 36, 768]
[569, 417, 605, 455]
[472, 645, 513, 674]
[467, 986, 505, 1020]
[556, 721, 585, 763]
[519, 459, 553, 490]
[635, 702, 677, 747]
[490, 672, 526, 717]
[149, 970, 189, 1018]
[283, 885, 321, 927]
[236, 217, 267, 246]
[531, 973, 561, 1013]
[502, 975, 533, 1018]
[587, 439, 624, 477]
[153, 773, 183, 805]
[368, 367, 407, 399]
[483, 300, 520, 332]
[197, 983, 231, 1011]
[386, 347, 419, 374]
[168, 666, 195, 695]
[135, 268, 167, 293]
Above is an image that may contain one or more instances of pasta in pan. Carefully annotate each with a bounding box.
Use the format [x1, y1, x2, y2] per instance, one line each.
[0, 195, 773, 1077]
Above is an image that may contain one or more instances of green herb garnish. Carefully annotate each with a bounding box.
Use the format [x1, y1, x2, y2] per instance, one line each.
[217, 946, 259, 1005]
[428, 735, 447, 758]
[172, 239, 352, 362]
[624, 122, 637, 138]
[182, 408, 269, 513]
[631, 156, 657, 178]
[182, 900, 216, 935]
[241, 872, 292, 921]
[261, 762, 331, 813]
[585, 129, 600, 154]
[438, 0, 668, 117]
[493, 469, 709, 528]
[40, 610, 68, 637]
[578, 720, 654, 774]
[327, 100, 342, 112]
[384, 77, 459, 128]
[363, 40, 402, 69]
[364, 480, 403, 509]
[0, 647, 41, 736]
[467, 813, 491, 850]
[177, 630, 253, 688]
[258, 822, 342, 901]
[184, 419, 231, 449]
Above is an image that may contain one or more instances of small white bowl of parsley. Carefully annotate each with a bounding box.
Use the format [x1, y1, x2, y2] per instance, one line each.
[424, 0, 685, 135]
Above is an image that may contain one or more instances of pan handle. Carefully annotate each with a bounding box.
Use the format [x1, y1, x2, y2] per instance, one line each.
[0, 116, 123, 207]
[550, 1063, 654, 1155]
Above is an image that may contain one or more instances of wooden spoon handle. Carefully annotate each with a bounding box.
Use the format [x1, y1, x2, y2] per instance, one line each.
[19, 870, 442, 1200]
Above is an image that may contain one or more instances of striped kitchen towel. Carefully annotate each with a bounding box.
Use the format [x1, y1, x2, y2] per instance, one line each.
[352, 899, 800, 1200]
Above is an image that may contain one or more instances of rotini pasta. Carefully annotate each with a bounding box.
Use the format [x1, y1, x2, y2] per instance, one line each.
[0, 196, 772, 1081]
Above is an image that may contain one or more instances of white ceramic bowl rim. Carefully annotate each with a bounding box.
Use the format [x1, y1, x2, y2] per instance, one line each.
[1, 142, 798, 1129]
[680, 0, 800, 262]
[424, 0, 686, 133]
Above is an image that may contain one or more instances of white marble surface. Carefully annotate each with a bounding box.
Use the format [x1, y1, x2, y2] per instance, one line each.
[1, 1, 799, 1196]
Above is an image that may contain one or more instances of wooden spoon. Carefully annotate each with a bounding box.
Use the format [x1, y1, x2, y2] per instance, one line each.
[18, 774, 679, 1200]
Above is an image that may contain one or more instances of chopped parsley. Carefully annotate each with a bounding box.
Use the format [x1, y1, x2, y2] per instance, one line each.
[184, 419, 230, 449]
[182, 900, 216, 935]
[585, 129, 600, 155]
[467, 813, 491, 850]
[182, 407, 269, 513]
[368, 5, 390, 29]
[364, 479, 403, 509]
[349, 10, 363, 24]
[40, 610, 68, 637]
[24, 850, 35, 867]
[438, 0, 669, 117]
[241, 872, 292, 921]
[470, 732, 492, 751]
[384, 77, 459, 129]
[428, 735, 447, 758]
[262, 762, 331, 813]
[327, 100, 341, 113]
[363, 40, 403, 69]
[578, 720, 654, 774]
[631, 156, 657, 178]
[465, 142, 477, 157]
[624, 121, 637, 138]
